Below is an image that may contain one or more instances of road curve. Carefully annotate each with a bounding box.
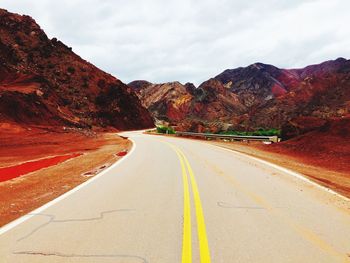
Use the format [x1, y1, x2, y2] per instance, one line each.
[0, 131, 350, 262]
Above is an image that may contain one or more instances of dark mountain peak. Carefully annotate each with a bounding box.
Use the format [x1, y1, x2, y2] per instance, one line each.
[248, 62, 280, 71]
[213, 63, 289, 106]
[128, 80, 152, 91]
[0, 8, 43, 37]
[215, 62, 282, 86]
[297, 57, 350, 77]
[335, 57, 347, 62]
[198, 78, 225, 92]
[162, 81, 183, 87]
[184, 82, 196, 94]
[184, 82, 196, 88]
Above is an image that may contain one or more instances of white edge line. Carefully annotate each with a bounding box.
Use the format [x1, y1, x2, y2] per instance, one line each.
[207, 143, 350, 202]
[0, 137, 137, 236]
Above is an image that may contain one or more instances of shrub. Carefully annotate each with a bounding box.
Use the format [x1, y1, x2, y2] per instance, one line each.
[97, 79, 106, 89]
[67, 66, 75, 74]
[156, 125, 175, 134]
[219, 128, 280, 137]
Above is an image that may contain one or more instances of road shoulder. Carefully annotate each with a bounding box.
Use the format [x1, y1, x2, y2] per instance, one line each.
[0, 131, 130, 227]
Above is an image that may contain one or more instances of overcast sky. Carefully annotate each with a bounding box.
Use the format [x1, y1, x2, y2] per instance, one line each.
[2, 0, 350, 86]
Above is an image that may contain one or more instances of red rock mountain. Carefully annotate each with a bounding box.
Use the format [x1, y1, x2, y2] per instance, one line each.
[129, 79, 246, 132]
[130, 58, 350, 133]
[0, 9, 154, 130]
[214, 58, 350, 131]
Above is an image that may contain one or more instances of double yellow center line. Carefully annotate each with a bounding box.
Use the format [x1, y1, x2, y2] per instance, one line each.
[166, 142, 211, 263]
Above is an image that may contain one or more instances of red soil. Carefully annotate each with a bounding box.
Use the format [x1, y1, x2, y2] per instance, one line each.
[116, 151, 128, 157]
[0, 123, 97, 167]
[0, 153, 82, 182]
[0, 125, 131, 226]
[268, 117, 350, 173]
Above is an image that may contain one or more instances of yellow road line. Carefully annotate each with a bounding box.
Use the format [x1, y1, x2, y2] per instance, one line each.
[173, 148, 192, 263]
[165, 139, 348, 262]
[179, 148, 211, 263]
[164, 140, 211, 263]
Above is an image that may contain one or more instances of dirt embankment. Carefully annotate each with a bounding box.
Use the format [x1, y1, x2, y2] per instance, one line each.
[0, 124, 131, 226]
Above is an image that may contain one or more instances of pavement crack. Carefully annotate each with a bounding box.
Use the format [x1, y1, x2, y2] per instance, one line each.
[17, 209, 135, 242]
[12, 251, 148, 262]
[217, 201, 265, 209]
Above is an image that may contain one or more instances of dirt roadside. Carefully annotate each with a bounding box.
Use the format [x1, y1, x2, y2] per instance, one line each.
[0, 127, 131, 227]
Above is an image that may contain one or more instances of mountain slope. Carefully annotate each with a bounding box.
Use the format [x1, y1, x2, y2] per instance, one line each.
[0, 8, 154, 130]
[214, 58, 350, 129]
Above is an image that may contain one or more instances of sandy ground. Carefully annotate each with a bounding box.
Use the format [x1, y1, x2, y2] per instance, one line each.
[209, 140, 350, 199]
[0, 126, 130, 227]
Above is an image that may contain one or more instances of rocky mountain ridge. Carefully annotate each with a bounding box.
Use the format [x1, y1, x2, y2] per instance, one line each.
[130, 58, 350, 135]
[0, 8, 154, 130]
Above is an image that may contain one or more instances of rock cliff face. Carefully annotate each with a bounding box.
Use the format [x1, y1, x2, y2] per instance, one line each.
[131, 58, 350, 133]
[0, 9, 154, 130]
[129, 81, 193, 123]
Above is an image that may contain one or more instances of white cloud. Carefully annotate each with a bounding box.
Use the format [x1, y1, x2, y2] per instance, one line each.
[1, 0, 349, 86]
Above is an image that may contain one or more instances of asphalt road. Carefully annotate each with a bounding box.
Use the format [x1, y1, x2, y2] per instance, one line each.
[0, 131, 350, 263]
